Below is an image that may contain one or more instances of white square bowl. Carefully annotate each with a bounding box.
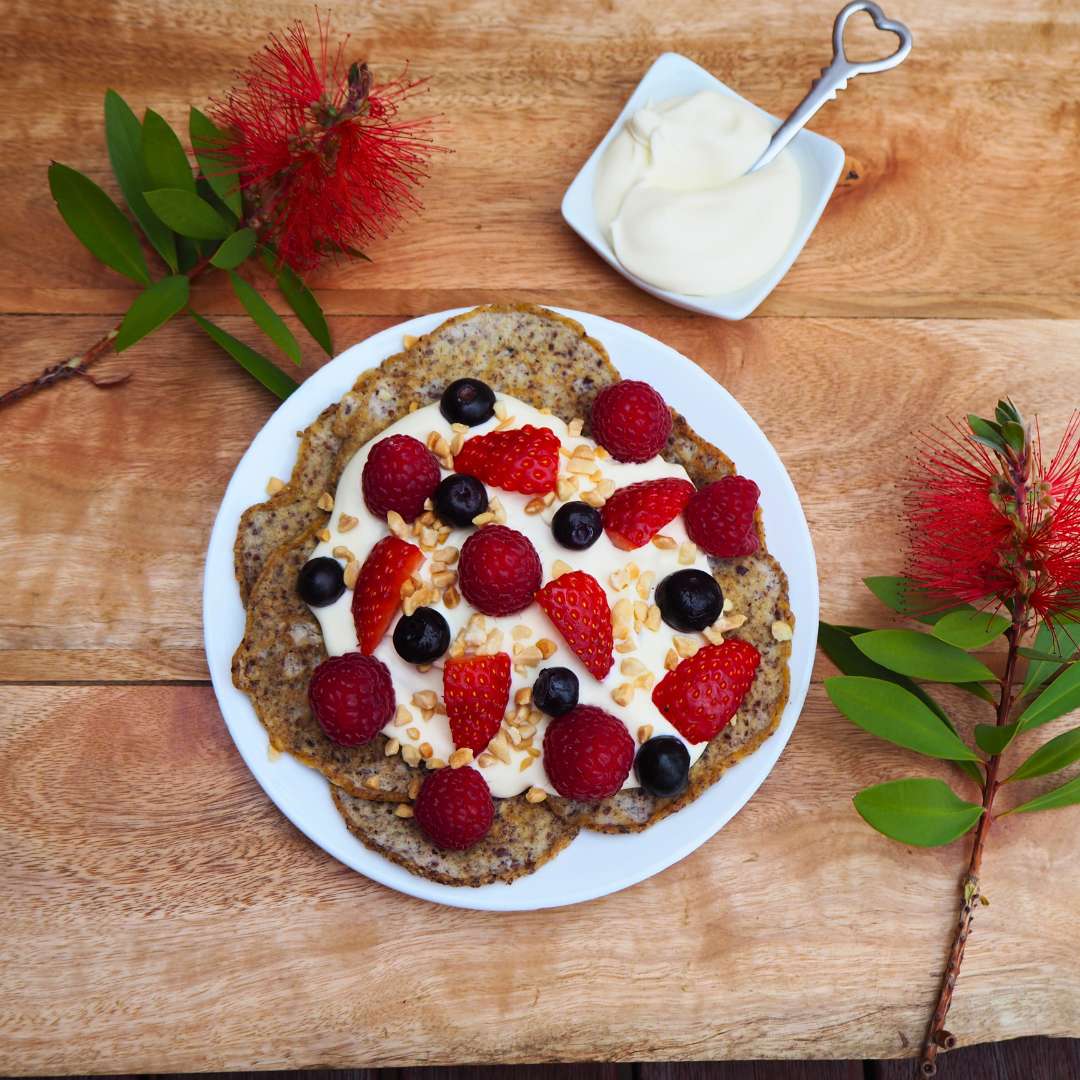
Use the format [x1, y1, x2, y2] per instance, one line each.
[561, 51, 846, 319]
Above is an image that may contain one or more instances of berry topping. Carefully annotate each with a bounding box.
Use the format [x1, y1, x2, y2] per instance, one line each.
[543, 706, 635, 801]
[458, 525, 542, 616]
[443, 653, 512, 752]
[532, 666, 579, 717]
[361, 434, 441, 523]
[393, 607, 451, 664]
[351, 535, 424, 653]
[684, 475, 761, 558]
[655, 569, 724, 632]
[652, 639, 761, 744]
[601, 477, 695, 551]
[308, 653, 395, 747]
[434, 473, 489, 528]
[552, 501, 603, 550]
[297, 556, 345, 607]
[453, 424, 560, 495]
[590, 380, 672, 463]
[439, 378, 497, 427]
[414, 766, 495, 851]
[534, 570, 614, 680]
[634, 735, 691, 798]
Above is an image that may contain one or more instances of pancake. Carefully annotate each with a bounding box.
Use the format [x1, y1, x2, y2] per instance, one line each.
[231, 304, 791, 884]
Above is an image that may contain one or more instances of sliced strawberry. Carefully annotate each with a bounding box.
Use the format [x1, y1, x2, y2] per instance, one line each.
[535, 570, 614, 680]
[453, 424, 560, 494]
[602, 477, 695, 550]
[444, 653, 512, 752]
[651, 639, 760, 743]
[351, 535, 424, 654]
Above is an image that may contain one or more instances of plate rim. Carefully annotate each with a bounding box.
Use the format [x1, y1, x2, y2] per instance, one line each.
[202, 306, 819, 911]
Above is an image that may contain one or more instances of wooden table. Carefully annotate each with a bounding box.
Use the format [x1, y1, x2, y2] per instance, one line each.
[3, 0, 1080, 1073]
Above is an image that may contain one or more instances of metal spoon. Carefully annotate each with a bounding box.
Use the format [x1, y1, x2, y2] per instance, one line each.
[747, 0, 913, 174]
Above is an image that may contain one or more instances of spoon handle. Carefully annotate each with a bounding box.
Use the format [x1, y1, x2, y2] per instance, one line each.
[748, 1, 913, 174]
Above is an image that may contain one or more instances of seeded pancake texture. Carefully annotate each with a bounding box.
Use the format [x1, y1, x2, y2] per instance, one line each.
[333, 786, 579, 887]
[231, 304, 792, 883]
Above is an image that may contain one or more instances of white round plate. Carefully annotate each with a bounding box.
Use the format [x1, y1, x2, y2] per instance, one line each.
[203, 307, 818, 911]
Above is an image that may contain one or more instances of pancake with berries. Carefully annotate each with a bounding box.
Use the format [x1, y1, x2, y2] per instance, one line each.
[232, 305, 792, 885]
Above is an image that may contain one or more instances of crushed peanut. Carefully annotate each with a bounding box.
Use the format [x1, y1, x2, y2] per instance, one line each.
[524, 497, 547, 515]
[472, 511, 496, 526]
[408, 776, 422, 800]
[419, 742, 434, 760]
[515, 686, 533, 706]
[332, 545, 355, 562]
[536, 638, 557, 659]
[412, 690, 438, 711]
[772, 620, 794, 642]
[406, 726, 421, 740]
[637, 724, 654, 744]
[512, 625, 532, 641]
[615, 640, 638, 654]
[384, 738, 401, 756]
[402, 334, 419, 348]
[393, 705, 412, 727]
[557, 476, 579, 501]
[674, 635, 700, 658]
[646, 604, 662, 631]
[343, 560, 360, 589]
[611, 683, 634, 706]
[387, 510, 408, 538]
[394, 803, 414, 818]
[317, 491, 334, 511]
[568, 418, 584, 437]
[664, 648, 680, 671]
[444, 585, 461, 609]
[620, 657, 647, 677]
[316, 528, 331, 543]
[581, 489, 606, 508]
[432, 569, 458, 589]
[363, 776, 381, 791]
[402, 744, 421, 767]
[652, 534, 678, 550]
[426, 757, 446, 770]
[637, 570, 656, 600]
[525, 786, 548, 803]
[338, 513, 358, 533]
[678, 541, 699, 565]
[449, 747, 473, 769]
[552, 559, 572, 578]
[265, 476, 285, 496]
[494, 401, 509, 421]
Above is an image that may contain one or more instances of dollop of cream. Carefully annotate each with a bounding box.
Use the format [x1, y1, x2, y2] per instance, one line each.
[593, 91, 802, 297]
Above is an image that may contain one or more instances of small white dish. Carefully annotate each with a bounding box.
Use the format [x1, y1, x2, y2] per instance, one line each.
[561, 52, 846, 320]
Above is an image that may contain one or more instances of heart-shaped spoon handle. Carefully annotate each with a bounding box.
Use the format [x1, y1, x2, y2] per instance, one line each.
[747, 1, 912, 174]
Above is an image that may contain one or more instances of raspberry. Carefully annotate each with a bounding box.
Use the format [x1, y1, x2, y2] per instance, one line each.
[651, 639, 760, 743]
[684, 476, 761, 558]
[534, 570, 614, 680]
[361, 434, 441, 522]
[444, 653, 512, 752]
[413, 766, 495, 850]
[453, 425, 560, 494]
[458, 525, 542, 616]
[542, 705, 635, 801]
[308, 653, 395, 746]
[590, 380, 672, 463]
[601, 477, 695, 550]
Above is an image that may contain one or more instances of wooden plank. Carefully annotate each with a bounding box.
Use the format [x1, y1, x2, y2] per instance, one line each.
[2, 0, 1079, 319]
[2, 686, 1078, 1074]
[3, 313, 1078, 681]
[639, 1063, 864, 1079]
[869, 1035, 1080, 1078]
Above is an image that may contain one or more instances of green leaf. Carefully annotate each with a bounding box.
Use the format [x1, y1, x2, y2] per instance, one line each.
[141, 109, 194, 193]
[853, 779, 983, 847]
[1016, 662, 1080, 735]
[190, 313, 298, 400]
[228, 271, 302, 365]
[825, 677, 980, 761]
[48, 163, 150, 284]
[103, 90, 177, 271]
[1007, 726, 1080, 783]
[1001, 421, 1026, 453]
[189, 106, 242, 218]
[114, 274, 189, 352]
[1006, 774, 1080, 815]
[995, 400, 1021, 427]
[144, 188, 232, 239]
[974, 722, 1018, 756]
[932, 608, 1010, 650]
[210, 228, 257, 269]
[967, 415, 1007, 453]
[853, 629, 997, 685]
[270, 256, 333, 355]
[863, 575, 968, 625]
[1022, 619, 1080, 695]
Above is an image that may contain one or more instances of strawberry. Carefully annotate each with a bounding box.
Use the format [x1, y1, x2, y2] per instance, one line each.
[458, 525, 542, 616]
[362, 434, 441, 523]
[684, 476, 761, 558]
[444, 653, 512, 753]
[308, 653, 395, 746]
[590, 380, 672, 463]
[534, 570, 614, 679]
[351, 535, 424, 653]
[413, 766, 495, 850]
[651, 639, 761, 743]
[542, 706, 635, 800]
[453, 424, 560, 494]
[601, 477, 695, 551]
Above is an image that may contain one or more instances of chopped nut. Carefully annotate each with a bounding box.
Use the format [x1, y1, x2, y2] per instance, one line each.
[714, 612, 748, 633]
[581, 489, 606, 508]
[615, 640, 638, 654]
[451, 422, 469, 434]
[394, 803, 414, 818]
[489, 496, 508, 525]
[408, 776, 422, 800]
[612, 597, 633, 636]
[265, 476, 285, 496]
[674, 635, 701, 658]
[363, 776, 381, 791]
[524, 496, 547, 515]
[494, 400, 509, 421]
[552, 559, 572, 578]
[594, 446, 609, 460]
[620, 657, 647, 677]
[419, 526, 438, 549]
[772, 620, 794, 642]
[494, 414, 516, 432]
[450, 431, 464, 455]
[515, 686, 533, 706]
[387, 510, 408, 538]
[419, 742, 434, 760]
[401, 744, 421, 766]
[449, 747, 473, 769]
[316, 491, 335, 511]
[400, 578, 417, 599]
[637, 724, 654, 744]
[636, 672, 656, 692]
[488, 733, 512, 764]
[664, 648, 680, 671]
[406, 726, 421, 740]
[609, 568, 630, 591]
[572, 443, 595, 460]
[516, 645, 543, 667]
[316, 528, 331, 543]
[477, 752, 495, 768]
[383, 738, 401, 757]
[723, 597, 734, 613]
[412, 690, 438, 710]
[556, 475, 580, 501]
[444, 585, 461, 609]
[611, 683, 634, 707]
[408, 401, 419, 413]
[393, 704, 412, 727]
[652, 534, 678, 550]
[518, 724, 536, 740]
[432, 569, 458, 589]
[512, 625, 532, 641]
[432, 546, 459, 565]
[678, 541, 699, 566]
[568, 456, 597, 476]
[646, 604, 662, 631]
[472, 511, 496, 526]
[633, 600, 649, 625]
[417, 663, 432, 674]
[518, 756, 532, 772]
[594, 478, 616, 499]
[568, 418, 584, 437]
[536, 638, 557, 659]
[338, 513, 358, 533]
[506, 724, 523, 746]
[426, 757, 446, 770]
[332, 544, 355, 562]
[403, 334, 419, 348]
[343, 560, 360, 589]
[637, 570, 656, 600]
[528, 746, 541, 759]
[704, 627, 725, 645]
[479, 628, 505, 656]
[526, 785, 548, 803]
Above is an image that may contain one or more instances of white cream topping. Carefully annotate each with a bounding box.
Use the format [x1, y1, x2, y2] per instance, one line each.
[307, 393, 724, 798]
[594, 90, 802, 297]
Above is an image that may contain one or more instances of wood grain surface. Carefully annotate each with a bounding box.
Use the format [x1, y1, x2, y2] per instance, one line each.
[2, 0, 1080, 1074]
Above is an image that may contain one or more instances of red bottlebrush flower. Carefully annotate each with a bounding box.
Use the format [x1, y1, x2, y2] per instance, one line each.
[210, 13, 444, 272]
[904, 403, 1080, 623]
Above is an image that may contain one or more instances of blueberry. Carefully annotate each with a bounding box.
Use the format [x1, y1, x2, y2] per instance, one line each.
[298, 556, 346, 607]
[532, 667, 579, 717]
[393, 607, 451, 664]
[655, 569, 723, 632]
[635, 736, 690, 798]
[552, 501, 603, 550]
[434, 473, 489, 528]
[439, 378, 496, 427]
